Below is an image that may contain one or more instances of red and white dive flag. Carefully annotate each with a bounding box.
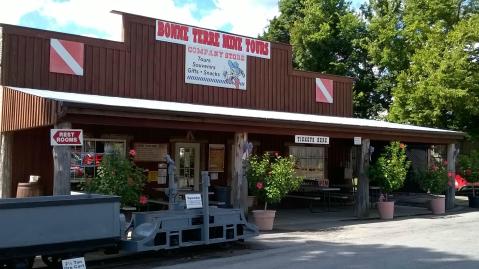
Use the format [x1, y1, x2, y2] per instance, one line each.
[49, 38, 84, 76]
[315, 78, 333, 103]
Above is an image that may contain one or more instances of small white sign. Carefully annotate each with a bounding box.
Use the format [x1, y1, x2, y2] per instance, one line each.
[354, 137, 362, 145]
[294, 135, 329, 145]
[62, 257, 86, 269]
[185, 193, 203, 209]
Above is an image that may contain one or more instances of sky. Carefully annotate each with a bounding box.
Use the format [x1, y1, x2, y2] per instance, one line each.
[0, 0, 366, 41]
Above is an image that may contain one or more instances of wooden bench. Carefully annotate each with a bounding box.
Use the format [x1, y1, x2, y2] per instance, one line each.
[285, 194, 322, 213]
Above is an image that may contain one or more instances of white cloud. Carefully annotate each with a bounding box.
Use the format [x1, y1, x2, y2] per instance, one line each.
[0, 0, 279, 40]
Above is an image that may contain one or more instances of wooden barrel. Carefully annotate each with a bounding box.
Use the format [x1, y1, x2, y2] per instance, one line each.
[16, 182, 43, 198]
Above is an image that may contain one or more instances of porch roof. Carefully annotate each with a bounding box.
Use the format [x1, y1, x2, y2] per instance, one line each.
[4, 87, 465, 143]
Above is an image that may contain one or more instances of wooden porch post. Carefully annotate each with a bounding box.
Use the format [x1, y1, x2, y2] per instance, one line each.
[232, 132, 248, 211]
[446, 143, 456, 210]
[356, 138, 370, 218]
[0, 132, 13, 198]
[52, 122, 72, 195]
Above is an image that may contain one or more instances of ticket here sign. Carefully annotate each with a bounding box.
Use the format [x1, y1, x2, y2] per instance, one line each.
[156, 20, 270, 59]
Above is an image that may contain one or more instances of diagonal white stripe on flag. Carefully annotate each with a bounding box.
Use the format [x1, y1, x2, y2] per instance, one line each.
[50, 39, 83, 75]
[317, 78, 333, 103]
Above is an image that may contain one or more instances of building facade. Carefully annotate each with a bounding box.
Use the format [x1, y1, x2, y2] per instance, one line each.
[0, 12, 463, 214]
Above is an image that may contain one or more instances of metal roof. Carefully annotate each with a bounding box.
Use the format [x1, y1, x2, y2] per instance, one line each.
[12, 87, 463, 138]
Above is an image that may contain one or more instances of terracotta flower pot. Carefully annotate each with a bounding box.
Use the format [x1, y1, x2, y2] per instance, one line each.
[430, 196, 445, 215]
[247, 196, 256, 209]
[252, 210, 276, 231]
[377, 201, 394, 220]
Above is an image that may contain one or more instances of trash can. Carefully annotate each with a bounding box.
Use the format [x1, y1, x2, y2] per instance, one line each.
[214, 186, 231, 208]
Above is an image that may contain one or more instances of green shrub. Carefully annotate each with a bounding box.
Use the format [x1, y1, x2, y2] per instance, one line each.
[370, 141, 411, 200]
[84, 153, 146, 207]
[416, 160, 449, 195]
[247, 153, 303, 210]
[459, 150, 479, 197]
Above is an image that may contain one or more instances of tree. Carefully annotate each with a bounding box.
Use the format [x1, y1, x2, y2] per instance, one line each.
[364, 0, 479, 134]
[262, 0, 384, 118]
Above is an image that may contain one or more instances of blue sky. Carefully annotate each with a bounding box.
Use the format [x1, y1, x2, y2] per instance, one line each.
[0, 0, 366, 40]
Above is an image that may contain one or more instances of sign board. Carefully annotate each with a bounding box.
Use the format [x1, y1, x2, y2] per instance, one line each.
[156, 20, 270, 59]
[185, 193, 203, 209]
[50, 39, 84, 76]
[294, 135, 329, 145]
[62, 257, 86, 269]
[185, 44, 247, 90]
[50, 129, 83, 146]
[354, 137, 362, 145]
[208, 144, 225, 172]
[315, 78, 333, 103]
[134, 143, 167, 162]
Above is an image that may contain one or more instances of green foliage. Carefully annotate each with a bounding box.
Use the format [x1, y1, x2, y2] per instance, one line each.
[370, 141, 411, 197]
[84, 153, 146, 207]
[416, 161, 449, 195]
[262, 0, 384, 118]
[364, 0, 479, 135]
[459, 150, 479, 183]
[246, 153, 303, 209]
[459, 150, 479, 197]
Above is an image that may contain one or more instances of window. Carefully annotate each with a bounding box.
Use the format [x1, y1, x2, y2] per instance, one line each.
[289, 146, 327, 181]
[70, 139, 126, 187]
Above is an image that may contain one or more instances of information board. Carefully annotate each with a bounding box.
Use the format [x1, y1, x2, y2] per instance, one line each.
[134, 143, 167, 162]
[208, 144, 225, 172]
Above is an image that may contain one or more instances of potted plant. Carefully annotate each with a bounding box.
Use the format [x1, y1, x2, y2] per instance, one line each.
[84, 149, 146, 210]
[370, 141, 411, 220]
[416, 160, 449, 214]
[459, 150, 479, 208]
[246, 153, 303, 230]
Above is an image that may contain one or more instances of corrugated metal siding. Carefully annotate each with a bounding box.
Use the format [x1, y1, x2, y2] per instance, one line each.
[1, 87, 58, 132]
[1, 13, 354, 117]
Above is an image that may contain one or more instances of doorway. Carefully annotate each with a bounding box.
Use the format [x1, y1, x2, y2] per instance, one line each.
[175, 143, 200, 191]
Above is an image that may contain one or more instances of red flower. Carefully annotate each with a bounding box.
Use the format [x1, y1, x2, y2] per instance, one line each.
[256, 182, 264, 190]
[129, 149, 137, 157]
[399, 143, 405, 149]
[139, 195, 148, 205]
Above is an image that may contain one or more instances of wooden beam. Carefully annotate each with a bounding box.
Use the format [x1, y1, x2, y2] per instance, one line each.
[52, 121, 71, 195]
[232, 132, 248, 212]
[356, 139, 370, 218]
[0, 132, 13, 198]
[446, 143, 456, 210]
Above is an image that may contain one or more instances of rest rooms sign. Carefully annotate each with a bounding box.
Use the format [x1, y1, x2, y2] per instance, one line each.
[295, 135, 329, 145]
[50, 129, 83, 146]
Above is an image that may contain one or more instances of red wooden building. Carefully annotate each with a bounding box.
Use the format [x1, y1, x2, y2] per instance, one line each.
[0, 11, 464, 215]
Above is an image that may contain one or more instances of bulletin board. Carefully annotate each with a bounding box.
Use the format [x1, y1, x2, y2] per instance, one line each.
[134, 143, 168, 162]
[208, 144, 225, 172]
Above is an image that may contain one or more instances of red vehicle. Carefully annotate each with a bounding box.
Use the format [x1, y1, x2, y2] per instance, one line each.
[455, 174, 479, 195]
